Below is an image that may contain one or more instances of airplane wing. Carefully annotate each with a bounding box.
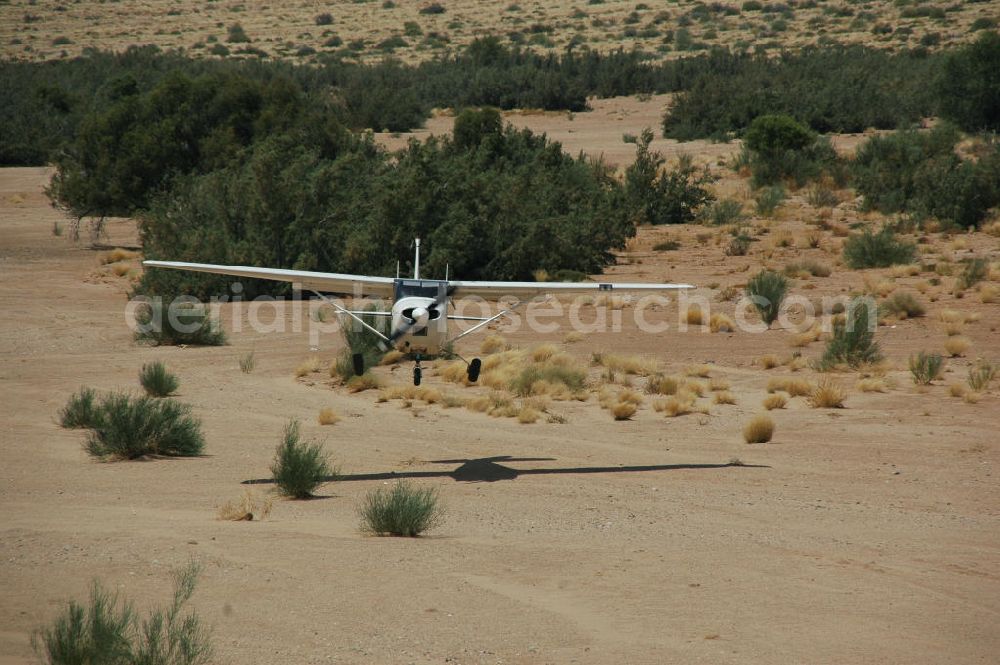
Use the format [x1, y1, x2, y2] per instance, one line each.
[446, 279, 694, 299]
[142, 261, 396, 297]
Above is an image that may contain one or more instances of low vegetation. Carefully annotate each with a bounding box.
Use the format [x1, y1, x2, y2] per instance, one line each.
[33, 563, 211, 665]
[743, 414, 775, 444]
[909, 351, 944, 385]
[359, 480, 442, 537]
[879, 292, 925, 320]
[809, 378, 846, 408]
[819, 297, 882, 369]
[138, 361, 179, 397]
[271, 420, 334, 499]
[967, 361, 997, 392]
[83, 393, 205, 460]
[218, 490, 273, 521]
[842, 227, 916, 270]
[59, 387, 100, 429]
[745, 270, 788, 326]
[134, 301, 225, 346]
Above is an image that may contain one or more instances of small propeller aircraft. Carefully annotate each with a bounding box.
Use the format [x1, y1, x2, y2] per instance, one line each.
[144, 240, 693, 386]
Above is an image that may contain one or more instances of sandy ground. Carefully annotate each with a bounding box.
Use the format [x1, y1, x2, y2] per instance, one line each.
[2, 101, 1000, 664]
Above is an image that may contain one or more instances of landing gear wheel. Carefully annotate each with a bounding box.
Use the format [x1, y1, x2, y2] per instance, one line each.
[352, 353, 365, 376]
[467, 357, 482, 383]
[413, 366, 422, 386]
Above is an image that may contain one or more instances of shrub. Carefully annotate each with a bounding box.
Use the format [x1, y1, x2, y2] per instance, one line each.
[958, 258, 989, 290]
[745, 270, 788, 325]
[226, 23, 250, 43]
[806, 184, 839, 208]
[706, 198, 744, 225]
[653, 239, 681, 251]
[59, 387, 101, 429]
[134, 300, 225, 346]
[754, 185, 785, 216]
[763, 394, 787, 410]
[879, 292, 925, 320]
[84, 394, 205, 460]
[943, 336, 970, 357]
[819, 297, 882, 369]
[510, 362, 587, 396]
[967, 361, 997, 392]
[33, 563, 211, 665]
[936, 32, 1000, 132]
[318, 408, 339, 425]
[624, 130, 716, 225]
[271, 420, 333, 499]
[743, 414, 774, 443]
[359, 480, 442, 536]
[332, 304, 388, 380]
[909, 351, 944, 384]
[809, 378, 845, 408]
[725, 231, 752, 256]
[843, 226, 916, 269]
[239, 351, 256, 374]
[139, 361, 179, 397]
[612, 402, 637, 420]
[419, 3, 446, 14]
[315, 12, 334, 25]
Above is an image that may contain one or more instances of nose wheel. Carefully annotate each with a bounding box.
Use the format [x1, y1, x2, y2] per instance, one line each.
[413, 354, 422, 386]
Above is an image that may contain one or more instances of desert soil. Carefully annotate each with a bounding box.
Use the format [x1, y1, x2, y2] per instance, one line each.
[2, 95, 1000, 665]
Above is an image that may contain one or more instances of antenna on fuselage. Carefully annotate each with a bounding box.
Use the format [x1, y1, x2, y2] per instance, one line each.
[396, 261, 400, 279]
[414, 238, 421, 280]
[445, 263, 449, 281]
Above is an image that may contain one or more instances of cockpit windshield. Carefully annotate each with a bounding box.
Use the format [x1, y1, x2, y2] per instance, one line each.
[394, 279, 444, 299]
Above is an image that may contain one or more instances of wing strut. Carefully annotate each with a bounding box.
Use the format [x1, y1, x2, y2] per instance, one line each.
[311, 291, 391, 344]
[446, 300, 527, 345]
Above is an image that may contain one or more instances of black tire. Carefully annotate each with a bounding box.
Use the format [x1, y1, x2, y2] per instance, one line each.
[467, 357, 482, 383]
[413, 366, 422, 386]
[352, 353, 364, 376]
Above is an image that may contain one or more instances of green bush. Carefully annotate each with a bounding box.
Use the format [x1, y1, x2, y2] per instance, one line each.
[33, 563, 211, 665]
[819, 297, 882, 369]
[880, 291, 925, 319]
[332, 304, 389, 380]
[745, 270, 788, 325]
[134, 300, 226, 346]
[271, 420, 334, 499]
[705, 198, 744, 225]
[852, 125, 1000, 228]
[754, 185, 785, 216]
[624, 129, 715, 225]
[958, 258, 989, 290]
[909, 351, 944, 385]
[743, 115, 838, 188]
[84, 393, 205, 460]
[510, 363, 586, 396]
[59, 388, 102, 429]
[725, 231, 751, 256]
[843, 226, 916, 269]
[968, 361, 997, 392]
[139, 361, 179, 397]
[936, 32, 1000, 132]
[359, 480, 443, 537]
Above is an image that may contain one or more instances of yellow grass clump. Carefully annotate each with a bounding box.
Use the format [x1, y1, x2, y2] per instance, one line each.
[380, 349, 405, 365]
[99, 248, 140, 264]
[563, 331, 584, 343]
[709, 312, 735, 333]
[594, 352, 657, 376]
[809, 378, 846, 408]
[948, 382, 966, 398]
[767, 377, 812, 397]
[857, 378, 887, 393]
[963, 391, 981, 404]
[617, 388, 644, 405]
[760, 355, 781, 370]
[646, 374, 680, 395]
[295, 356, 323, 377]
[684, 306, 705, 326]
[713, 391, 736, 405]
[980, 284, 998, 304]
[743, 415, 775, 444]
[531, 343, 559, 362]
[943, 321, 965, 336]
[684, 364, 711, 378]
[518, 407, 541, 424]
[943, 336, 970, 358]
[218, 491, 273, 522]
[658, 396, 693, 418]
[790, 325, 822, 347]
[763, 394, 787, 410]
[612, 402, 637, 421]
[708, 377, 730, 392]
[937, 309, 963, 324]
[318, 408, 339, 425]
[346, 374, 380, 393]
[480, 334, 509, 354]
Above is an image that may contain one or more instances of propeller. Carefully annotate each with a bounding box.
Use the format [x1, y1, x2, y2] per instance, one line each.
[385, 284, 456, 347]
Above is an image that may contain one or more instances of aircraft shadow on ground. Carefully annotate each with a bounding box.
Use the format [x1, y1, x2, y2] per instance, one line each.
[243, 455, 769, 485]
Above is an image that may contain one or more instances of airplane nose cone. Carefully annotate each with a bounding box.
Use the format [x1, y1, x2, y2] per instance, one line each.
[411, 307, 429, 326]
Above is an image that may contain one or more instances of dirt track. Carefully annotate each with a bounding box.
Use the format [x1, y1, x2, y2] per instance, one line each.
[2, 114, 1000, 665]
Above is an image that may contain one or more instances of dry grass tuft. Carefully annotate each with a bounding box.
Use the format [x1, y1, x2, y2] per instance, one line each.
[943, 336, 971, 358]
[709, 313, 735, 333]
[612, 402, 637, 421]
[937, 309, 964, 324]
[708, 377, 730, 392]
[531, 343, 559, 362]
[684, 364, 711, 378]
[743, 415, 775, 444]
[980, 284, 998, 303]
[659, 396, 693, 418]
[317, 408, 339, 425]
[760, 354, 781, 370]
[480, 334, 509, 354]
[99, 248, 140, 264]
[346, 373, 381, 392]
[685, 306, 705, 326]
[380, 349, 405, 365]
[948, 382, 966, 398]
[857, 378, 887, 393]
[518, 407, 541, 424]
[646, 374, 680, 395]
[713, 391, 736, 405]
[809, 378, 846, 408]
[963, 391, 981, 404]
[218, 490, 273, 521]
[790, 325, 822, 347]
[767, 377, 812, 397]
[943, 321, 965, 336]
[763, 394, 787, 410]
[594, 352, 657, 376]
[294, 356, 323, 377]
[563, 331, 584, 343]
[617, 388, 644, 405]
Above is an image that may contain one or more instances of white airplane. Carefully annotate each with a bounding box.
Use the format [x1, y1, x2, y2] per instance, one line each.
[144, 239, 693, 385]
